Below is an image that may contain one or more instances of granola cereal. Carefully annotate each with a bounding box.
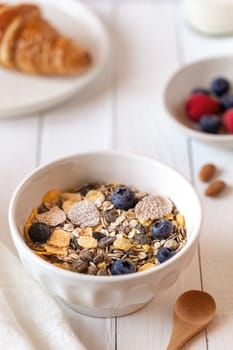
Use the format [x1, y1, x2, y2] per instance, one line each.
[24, 183, 187, 276]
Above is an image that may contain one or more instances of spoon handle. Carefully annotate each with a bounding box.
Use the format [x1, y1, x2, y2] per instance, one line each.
[166, 314, 203, 350]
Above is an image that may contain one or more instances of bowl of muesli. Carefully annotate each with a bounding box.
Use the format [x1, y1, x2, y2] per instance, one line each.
[9, 151, 202, 317]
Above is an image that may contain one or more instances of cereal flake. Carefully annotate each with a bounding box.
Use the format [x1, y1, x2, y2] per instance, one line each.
[36, 206, 66, 226]
[135, 195, 173, 221]
[68, 200, 100, 227]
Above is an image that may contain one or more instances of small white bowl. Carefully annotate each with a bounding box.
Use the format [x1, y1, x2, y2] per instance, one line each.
[8, 151, 202, 317]
[164, 56, 233, 147]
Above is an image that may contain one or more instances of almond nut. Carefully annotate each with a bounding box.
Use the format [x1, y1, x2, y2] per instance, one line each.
[199, 163, 216, 182]
[205, 180, 226, 196]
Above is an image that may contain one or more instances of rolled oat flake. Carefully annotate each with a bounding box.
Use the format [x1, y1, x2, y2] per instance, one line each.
[68, 200, 100, 227]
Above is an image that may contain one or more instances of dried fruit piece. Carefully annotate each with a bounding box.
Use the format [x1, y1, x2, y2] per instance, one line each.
[36, 206, 66, 227]
[205, 180, 226, 196]
[77, 236, 98, 249]
[199, 163, 216, 182]
[42, 189, 61, 209]
[135, 195, 173, 221]
[113, 237, 132, 251]
[68, 201, 100, 227]
[47, 229, 71, 247]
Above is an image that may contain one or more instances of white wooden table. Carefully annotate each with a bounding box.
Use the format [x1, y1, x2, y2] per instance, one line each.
[1, 0, 233, 349]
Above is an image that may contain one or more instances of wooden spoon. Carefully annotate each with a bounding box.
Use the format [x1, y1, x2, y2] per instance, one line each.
[166, 290, 216, 350]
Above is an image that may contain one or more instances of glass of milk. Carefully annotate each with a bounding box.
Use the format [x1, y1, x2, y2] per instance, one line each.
[184, 0, 233, 36]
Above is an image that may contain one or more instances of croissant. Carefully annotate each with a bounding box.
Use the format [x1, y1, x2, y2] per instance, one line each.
[0, 3, 91, 75]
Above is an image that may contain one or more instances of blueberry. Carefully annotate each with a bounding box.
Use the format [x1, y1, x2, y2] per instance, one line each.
[199, 115, 221, 134]
[210, 77, 230, 96]
[29, 222, 51, 243]
[157, 248, 175, 263]
[111, 186, 136, 210]
[220, 94, 233, 111]
[151, 220, 173, 240]
[191, 88, 209, 95]
[111, 259, 136, 275]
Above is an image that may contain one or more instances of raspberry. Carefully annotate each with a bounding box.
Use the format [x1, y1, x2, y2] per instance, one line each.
[223, 109, 233, 133]
[186, 93, 220, 122]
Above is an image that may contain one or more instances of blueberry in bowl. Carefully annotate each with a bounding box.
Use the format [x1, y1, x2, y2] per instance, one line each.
[199, 115, 221, 134]
[151, 220, 173, 240]
[111, 186, 136, 210]
[210, 77, 230, 97]
[111, 259, 136, 275]
[157, 247, 175, 263]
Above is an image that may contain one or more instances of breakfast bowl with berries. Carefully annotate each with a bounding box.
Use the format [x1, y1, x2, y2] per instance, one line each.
[8, 151, 202, 317]
[164, 56, 233, 147]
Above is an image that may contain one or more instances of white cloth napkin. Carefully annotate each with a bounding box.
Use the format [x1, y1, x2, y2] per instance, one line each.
[0, 242, 86, 350]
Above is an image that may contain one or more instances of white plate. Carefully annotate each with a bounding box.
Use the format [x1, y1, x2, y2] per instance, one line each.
[0, 0, 109, 118]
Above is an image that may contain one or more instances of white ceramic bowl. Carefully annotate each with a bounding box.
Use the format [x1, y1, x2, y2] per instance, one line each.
[8, 151, 202, 317]
[164, 56, 233, 147]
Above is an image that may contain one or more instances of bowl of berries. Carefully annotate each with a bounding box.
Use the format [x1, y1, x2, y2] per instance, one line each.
[164, 56, 233, 147]
[9, 151, 202, 317]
